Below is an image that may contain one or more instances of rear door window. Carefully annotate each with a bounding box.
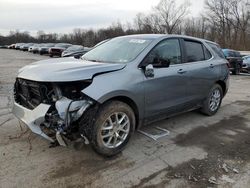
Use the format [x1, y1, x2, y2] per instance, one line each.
[184, 40, 205, 62]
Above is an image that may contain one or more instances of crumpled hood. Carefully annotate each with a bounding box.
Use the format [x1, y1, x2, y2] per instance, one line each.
[17, 58, 126, 82]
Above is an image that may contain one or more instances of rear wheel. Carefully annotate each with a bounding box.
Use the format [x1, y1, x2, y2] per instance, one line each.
[91, 101, 135, 157]
[232, 63, 240, 75]
[201, 84, 223, 116]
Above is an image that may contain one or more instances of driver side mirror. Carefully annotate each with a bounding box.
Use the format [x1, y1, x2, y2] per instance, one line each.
[144, 64, 154, 78]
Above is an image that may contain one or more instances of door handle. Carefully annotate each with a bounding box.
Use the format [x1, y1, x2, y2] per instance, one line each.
[210, 64, 214, 68]
[177, 69, 187, 74]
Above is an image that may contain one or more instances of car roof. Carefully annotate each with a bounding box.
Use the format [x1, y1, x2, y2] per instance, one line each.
[116, 34, 218, 44]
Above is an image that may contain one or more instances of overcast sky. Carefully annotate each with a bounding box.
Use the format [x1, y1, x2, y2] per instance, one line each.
[0, 0, 205, 36]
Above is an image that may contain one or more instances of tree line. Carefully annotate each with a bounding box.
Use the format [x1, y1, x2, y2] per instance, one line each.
[0, 0, 249, 50]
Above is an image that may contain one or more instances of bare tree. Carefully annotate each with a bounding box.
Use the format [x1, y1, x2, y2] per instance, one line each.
[153, 0, 190, 34]
[228, 0, 250, 49]
[205, 0, 250, 49]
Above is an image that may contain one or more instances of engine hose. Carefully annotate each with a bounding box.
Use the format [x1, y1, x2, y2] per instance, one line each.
[64, 100, 74, 129]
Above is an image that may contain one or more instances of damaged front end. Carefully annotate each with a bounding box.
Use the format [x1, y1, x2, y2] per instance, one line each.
[13, 78, 97, 146]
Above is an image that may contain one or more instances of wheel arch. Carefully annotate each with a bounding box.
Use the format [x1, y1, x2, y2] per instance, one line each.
[103, 96, 140, 130]
[215, 80, 226, 96]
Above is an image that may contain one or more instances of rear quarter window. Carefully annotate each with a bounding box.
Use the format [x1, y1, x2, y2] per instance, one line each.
[203, 46, 212, 60]
[207, 42, 225, 59]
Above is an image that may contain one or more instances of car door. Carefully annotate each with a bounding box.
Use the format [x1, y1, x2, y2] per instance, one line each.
[142, 38, 191, 120]
[181, 39, 220, 104]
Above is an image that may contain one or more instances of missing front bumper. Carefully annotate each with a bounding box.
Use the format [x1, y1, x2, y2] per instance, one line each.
[13, 97, 94, 146]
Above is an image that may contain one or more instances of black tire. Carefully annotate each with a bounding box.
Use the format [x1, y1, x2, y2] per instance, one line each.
[91, 101, 135, 157]
[201, 84, 223, 116]
[232, 63, 240, 75]
[49, 54, 53, 57]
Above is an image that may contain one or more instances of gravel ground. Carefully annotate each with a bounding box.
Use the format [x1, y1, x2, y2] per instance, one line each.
[0, 49, 250, 188]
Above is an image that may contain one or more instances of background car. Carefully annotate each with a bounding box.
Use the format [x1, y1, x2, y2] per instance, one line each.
[39, 43, 55, 55]
[242, 55, 250, 73]
[49, 43, 72, 57]
[15, 43, 25, 50]
[222, 49, 243, 75]
[61, 45, 91, 58]
[20, 43, 34, 51]
[0, 45, 8, 49]
[8, 44, 16, 49]
[31, 43, 44, 54]
[28, 43, 38, 52]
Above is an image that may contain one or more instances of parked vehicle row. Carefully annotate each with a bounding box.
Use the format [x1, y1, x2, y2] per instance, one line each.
[6, 42, 91, 58]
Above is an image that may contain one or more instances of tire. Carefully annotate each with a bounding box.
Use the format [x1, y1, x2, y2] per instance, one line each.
[49, 54, 53, 57]
[91, 101, 135, 157]
[201, 84, 223, 116]
[232, 63, 240, 75]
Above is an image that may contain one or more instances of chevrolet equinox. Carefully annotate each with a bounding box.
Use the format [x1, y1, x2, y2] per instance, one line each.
[13, 34, 229, 156]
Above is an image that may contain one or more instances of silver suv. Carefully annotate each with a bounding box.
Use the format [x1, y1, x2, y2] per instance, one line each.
[13, 34, 229, 156]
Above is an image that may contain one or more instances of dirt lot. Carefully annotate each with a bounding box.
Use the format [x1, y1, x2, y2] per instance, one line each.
[1, 49, 250, 188]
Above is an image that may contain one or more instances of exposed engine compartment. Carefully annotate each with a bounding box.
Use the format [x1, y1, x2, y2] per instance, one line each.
[14, 78, 97, 145]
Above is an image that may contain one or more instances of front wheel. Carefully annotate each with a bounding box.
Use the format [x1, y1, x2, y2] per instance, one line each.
[91, 101, 135, 157]
[201, 84, 223, 116]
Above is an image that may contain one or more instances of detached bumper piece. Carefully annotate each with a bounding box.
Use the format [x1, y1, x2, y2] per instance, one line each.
[13, 98, 93, 146]
[13, 102, 54, 142]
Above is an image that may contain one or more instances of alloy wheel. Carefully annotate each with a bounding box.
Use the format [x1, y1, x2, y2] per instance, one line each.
[209, 88, 221, 112]
[100, 112, 130, 148]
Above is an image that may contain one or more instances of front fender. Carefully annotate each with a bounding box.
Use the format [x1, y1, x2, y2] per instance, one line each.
[82, 68, 145, 120]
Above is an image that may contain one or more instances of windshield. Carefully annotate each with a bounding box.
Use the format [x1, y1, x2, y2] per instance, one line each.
[82, 37, 152, 64]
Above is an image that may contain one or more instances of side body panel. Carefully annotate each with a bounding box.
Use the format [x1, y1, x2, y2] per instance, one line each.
[83, 66, 145, 120]
[143, 65, 189, 119]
